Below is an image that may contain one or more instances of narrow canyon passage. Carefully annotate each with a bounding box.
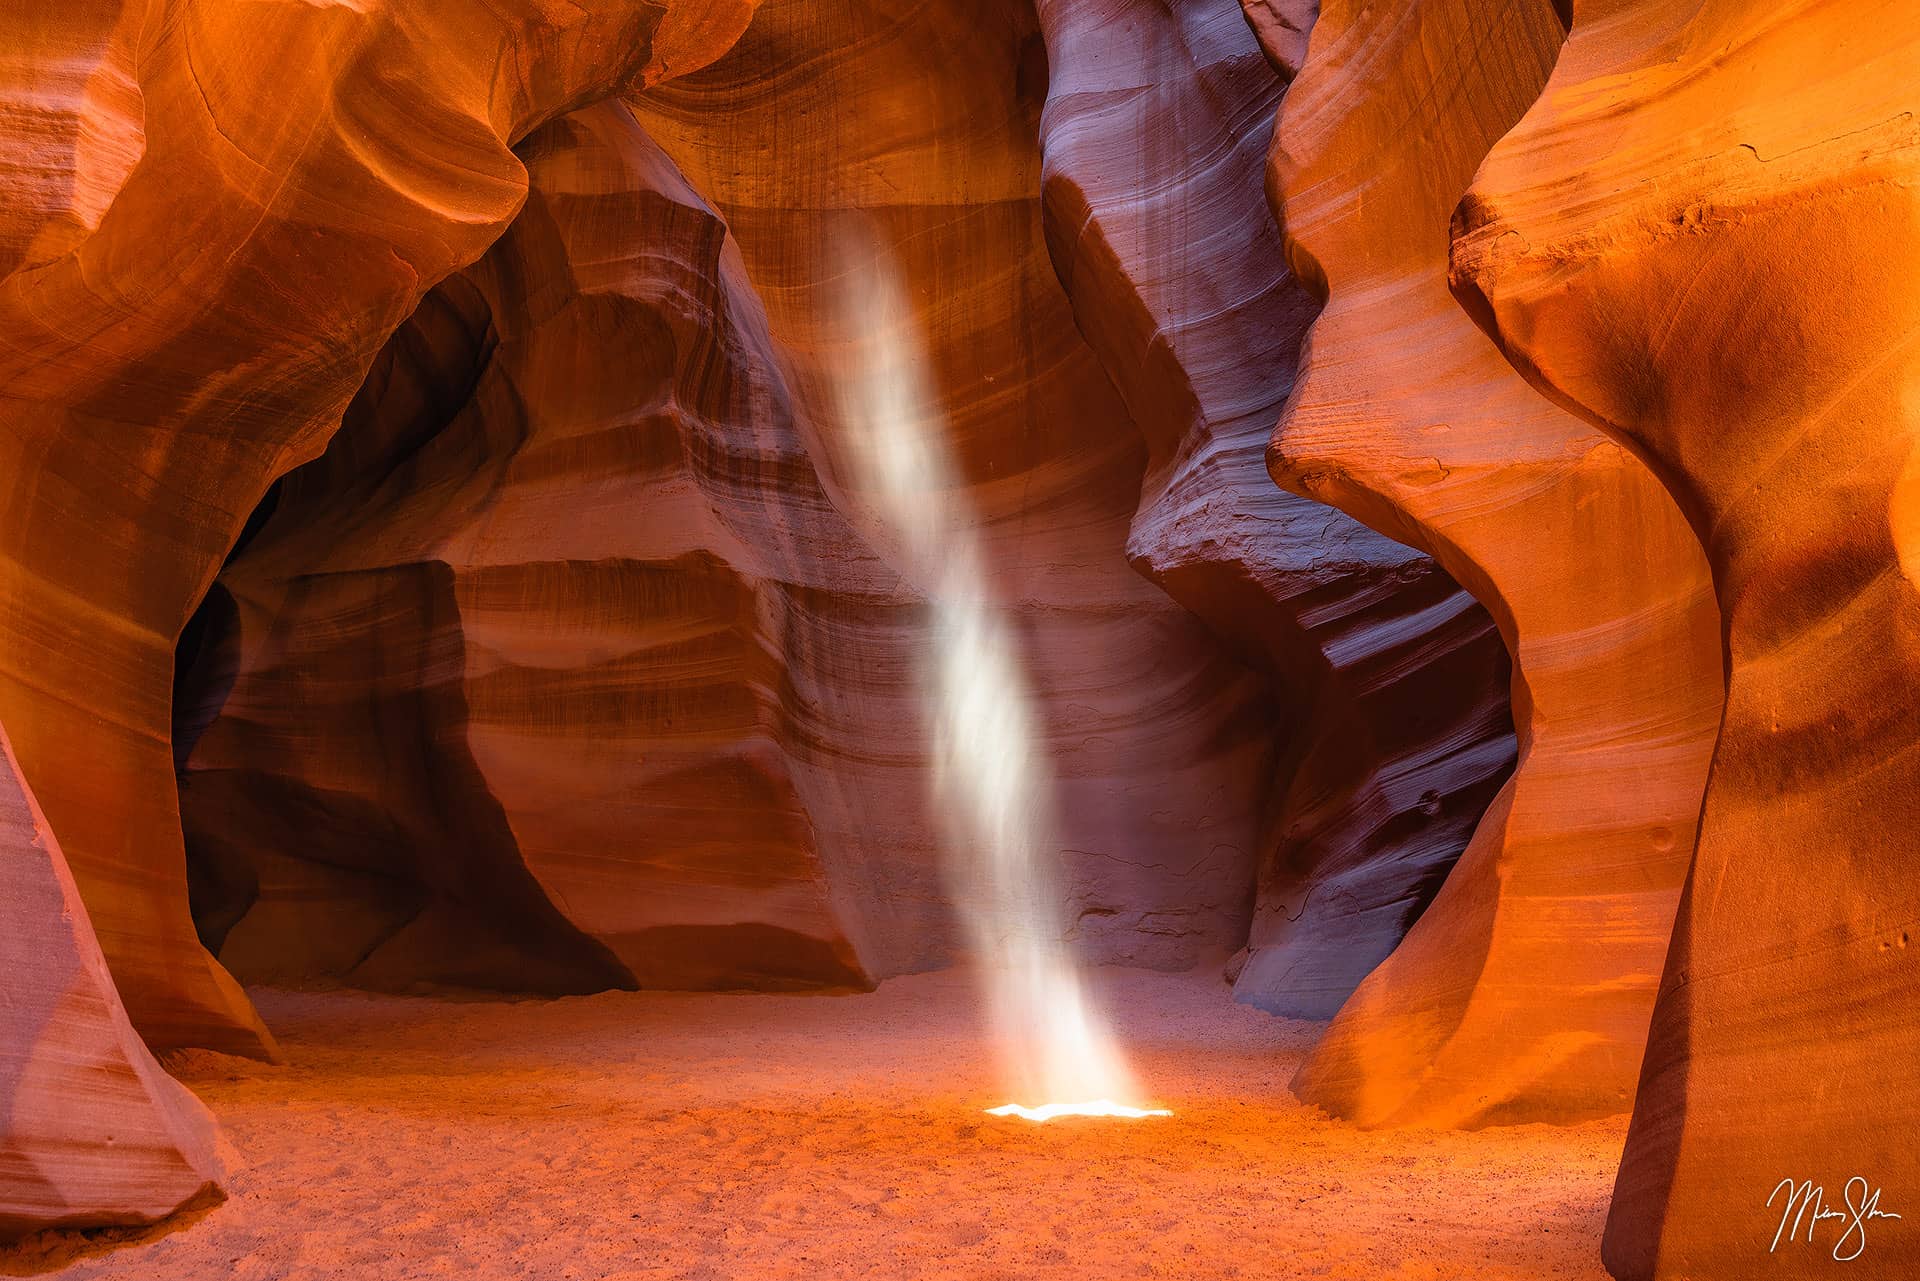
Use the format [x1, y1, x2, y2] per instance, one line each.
[4, 0, 1912, 1275]
[18, 971, 1622, 1281]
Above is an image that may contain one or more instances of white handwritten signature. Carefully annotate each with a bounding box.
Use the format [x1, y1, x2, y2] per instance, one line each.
[1769, 1177, 1902, 1261]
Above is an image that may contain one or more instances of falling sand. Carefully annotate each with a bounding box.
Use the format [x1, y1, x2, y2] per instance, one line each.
[7, 968, 1621, 1280]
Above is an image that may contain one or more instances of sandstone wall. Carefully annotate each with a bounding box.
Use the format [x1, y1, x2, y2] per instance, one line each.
[181, 103, 901, 993]
[1033, 0, 1514, 1017]
[1453, 0, 1920, 1269]
[0, 0, 756, 1054]
[1266, 0, 1724, 1127]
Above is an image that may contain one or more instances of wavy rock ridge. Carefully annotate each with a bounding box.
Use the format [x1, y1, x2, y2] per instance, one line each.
[1032, 0, 1514, 1018]
[1266, 0, 1724, 1127]
[0, 0, 757, 1057]
[0, 0, 751, 1236]
[1453, 0, 1920, 1273]
[6, 0, 1907, 1269]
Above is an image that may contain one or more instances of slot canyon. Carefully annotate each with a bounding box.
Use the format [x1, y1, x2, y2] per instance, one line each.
[0, 0, 1913, 1277]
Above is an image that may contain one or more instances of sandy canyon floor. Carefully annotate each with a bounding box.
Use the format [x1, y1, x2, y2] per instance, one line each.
[7, 969, 1622, 1280]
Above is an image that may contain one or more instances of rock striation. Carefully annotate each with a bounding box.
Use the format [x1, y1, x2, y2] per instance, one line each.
[181, 102, 893, 994]
[2, 0, 1913, 1271]
[0, 0, 755, 1052]
[0, 721, 225, 1240]
[171, 0, 1523, 1009]
[629, 0, 1288, 976]
[1238, 0, 1320, 78]
[1032, 0, 1515, 1018]
[1452, 0, 1920, 1271]
[1268, 0, 1723, 1125]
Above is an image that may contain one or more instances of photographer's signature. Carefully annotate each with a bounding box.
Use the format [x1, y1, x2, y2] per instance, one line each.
[1769, 1177, 1902, 1261]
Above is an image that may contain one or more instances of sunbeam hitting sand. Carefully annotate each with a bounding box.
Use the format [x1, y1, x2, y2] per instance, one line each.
[830, 240, 1155, 1118]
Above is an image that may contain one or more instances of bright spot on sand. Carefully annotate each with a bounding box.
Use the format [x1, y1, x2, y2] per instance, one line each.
[985, 1100, 1174, 1122]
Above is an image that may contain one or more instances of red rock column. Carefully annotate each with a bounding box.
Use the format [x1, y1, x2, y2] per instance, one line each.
[1452, 0, 1920, 1272]
[1268, 0, 1723, 1126]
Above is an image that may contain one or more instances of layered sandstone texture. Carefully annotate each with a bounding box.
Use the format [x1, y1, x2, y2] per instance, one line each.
[6, 0, 1517, 1034]
[1032, 0, 1514, 1018]
[630, 0, 1291, 977]
[0, 723, 226, 1240]
[1269, 0, 1723, 1126]
[1452, 0, 1920, 1273]
[180, 102, 898, 993]
[0, 0, 756, 1054]
[177, 0, 1336, 993]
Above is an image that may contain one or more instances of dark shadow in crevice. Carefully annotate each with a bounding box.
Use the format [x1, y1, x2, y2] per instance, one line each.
[170, 275, 634, 998]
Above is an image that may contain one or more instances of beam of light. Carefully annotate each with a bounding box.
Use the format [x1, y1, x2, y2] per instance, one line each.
[827, 234, 1166, 1122]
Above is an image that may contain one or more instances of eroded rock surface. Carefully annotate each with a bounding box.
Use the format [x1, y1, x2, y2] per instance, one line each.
[1452, 0, 1920, 1270]
[170, 0, 1524, 1009]
[1033, 0, 1514, 1018]
[182, 103, 894, 993]
[1269, 0, 1723, 1125]
[1238, 0, 1320, 79]
[630, 0, 1286, 974]
[0, 0, 755, 1052]
[175, 0, 1297, 988]
[0, 722, 225, 1240]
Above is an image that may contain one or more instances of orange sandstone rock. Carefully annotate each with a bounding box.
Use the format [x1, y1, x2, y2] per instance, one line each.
[180, 0, 1293, 988]
[631, 0, 1285, 973]
[0, 0, 755, 1051]
[184, 0, 1519, 1005]
[1451, 0, 1920, 1271]
[181, 102, 891, 992]
[1034, 0, 1515, 1017]
[0, 5, 143, 279]
[1269, 0, 1723, 1125]
[0, 721, 225, 1240]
